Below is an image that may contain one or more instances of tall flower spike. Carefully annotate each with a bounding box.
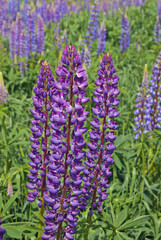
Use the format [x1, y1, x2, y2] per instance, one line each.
[37, 14, 44, 55]
[19, 30, 27, 76]
[27, 62, 54, 207]
[148, 52, 161, 131]
[9, 22, 15, 63]
[26, 9, 36, 57]
[85, 53, 120, 214]
[133, 64, 152, 140]
[120, 13, 130, 53]
[84, 45, 91, 68]
[158, 0, 161, 23]
[42, 45, 89, 240]
[154, 16, 161, 43]
[97, 21, 106, 55]
[0, 72, 8, 104]
[14, 12, 23, 64]
[84, 0, 99, 50]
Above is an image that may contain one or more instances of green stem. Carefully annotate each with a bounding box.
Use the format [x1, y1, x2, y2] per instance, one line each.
[84, 215, 92, 240]
[138, 134, 145, 202]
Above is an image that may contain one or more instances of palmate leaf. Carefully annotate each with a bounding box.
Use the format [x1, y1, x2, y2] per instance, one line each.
[117, 215, 149, 231]
[4, 226, 23, 239]
[116, 208, 128, 228]
[117, 231, 133, 240]
[102, 210, 115, 228]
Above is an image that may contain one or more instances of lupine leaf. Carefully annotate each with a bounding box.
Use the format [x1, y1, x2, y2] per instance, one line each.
[117, 215, 149, 231]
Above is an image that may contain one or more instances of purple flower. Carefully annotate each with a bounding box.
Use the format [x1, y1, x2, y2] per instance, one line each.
[148, 52, 161, 131]
[9, 22, 15, 62]
[154, 16, 161, 43]
[83, 46, 91, 68]
[133, 64, 152, 140]
[42, 45, 89, 240]
[97, 21, 106, 55]
[0, 221, 6, 240]
[0, 72, 8, 104]
[19, 30, 27, 76]
[85, 53, 120, 213]
[1, 21, 7, 38]
[27, 62, 54, 205]
[84, 0, 99, 50]
[158, 0, 161, 23]
[14, 12, 24, 64]
[37, 14, 44, 55]
[120, 13, 130, 53]
[26, 9, 36, 57]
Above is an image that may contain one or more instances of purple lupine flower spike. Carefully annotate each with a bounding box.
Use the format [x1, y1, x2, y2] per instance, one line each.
[148, 52, 161, 131]
[84, 0, 99, 49]
[1, 21, 7, 38]
[9, 22, 15, 62]
[133, 64, 152, 139]
[26, 9, 36, 57]
[27, 62, 54, 206]
[158, 0, 161, 23]
[84, 45, 91, 68]
[37, 14, 44, 55]
[97, 21, 106, 55]
[19, 30, 27, 76]
[14, 12, 23, 64]
[154, 16, 161, 43]
[0, 72, 8, 104]
[42, 45, 89, 240]
[0, 221, 6, 240]
[120, 13, 130, 53]
[85, 53, 120, 214]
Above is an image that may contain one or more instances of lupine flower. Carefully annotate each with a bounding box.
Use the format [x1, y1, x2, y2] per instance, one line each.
[0, 7, 3, 34]
[84, 45, 91, 68]
[120, 13, 130, 53]
[26, 9, 36, 57]
[42, 45, 89, 240]
[84, 0, 99, 50]
[27, 62, 54, 204]
[158, 0, 161, 23]
[9, 22, 15, 61]
[19, 30, 27, 76]
[37, 14, 44, 55]
[97, 21, 106, 55]
[133, 64, 152, 139]
[154, 16, 161, 43]
[0, 221, 6, 240]
[0, 72, 8, 104]
[14, 12, 23, 64]
[148, 52, 161, 131]
[85, 53, 120, 214]
[1, 21, 7, 38]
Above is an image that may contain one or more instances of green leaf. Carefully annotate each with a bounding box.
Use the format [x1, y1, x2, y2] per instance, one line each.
[102, 211, 115, 228]
[113, 153, 122, 170]
[117, 215, 149, 231]
[19, 225, 42, 233]
[5, 226, 23, 239]
[116, 208, 128, 228]
[2, 192, 20, 216]
[117, 231, 133, 240]
[33, 212, 45, 225]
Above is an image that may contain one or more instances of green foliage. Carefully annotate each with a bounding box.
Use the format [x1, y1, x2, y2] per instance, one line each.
[0, 0, 161, 239]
